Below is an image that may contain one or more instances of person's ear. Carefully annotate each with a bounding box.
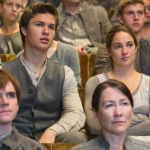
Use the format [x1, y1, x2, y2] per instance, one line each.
[21, 27, 27, 36]
[117, 15, 124, 24]
[92, 108, 99, 121]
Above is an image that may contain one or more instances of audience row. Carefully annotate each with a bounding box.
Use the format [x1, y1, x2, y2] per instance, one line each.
[1, 0, 150, 150]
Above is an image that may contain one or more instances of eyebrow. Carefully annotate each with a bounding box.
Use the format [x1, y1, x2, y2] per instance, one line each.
[34, 21, 55, 26]
[103, 98, 128, 104]
[127, 41, 134, 43]
[0, 91, 16, 94]
[113, 43, 121, 46]
[113, 41, 133, 45]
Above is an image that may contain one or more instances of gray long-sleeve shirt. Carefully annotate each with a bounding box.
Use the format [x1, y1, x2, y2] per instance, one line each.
[19, 56, 85, 135]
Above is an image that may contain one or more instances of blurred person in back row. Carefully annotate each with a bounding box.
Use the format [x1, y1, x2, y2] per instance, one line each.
[56, 0, 112, 54]
[0, 0, 23, 54]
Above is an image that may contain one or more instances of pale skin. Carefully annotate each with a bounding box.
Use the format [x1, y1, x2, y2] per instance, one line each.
[107, 31, 141, 94]
[0, 0, 22, 35]
[93, 87, 133, 150]
[0, 81, 19, 137]
[21, 13, 57, 143]
[117, 3, 146, 45]
[63, 0, 87, 54]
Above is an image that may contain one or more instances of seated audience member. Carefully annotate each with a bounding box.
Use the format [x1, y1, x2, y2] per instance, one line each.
[2, 2, 87, 144]
[85, 25, 150, 143]
[142, 0, 150, 41]
[18, 40, 81, 87]
[71, 80, 150, 150]
[0, 0, 23, 54]
[96, 0, 150, 76]
[0, 70, 46, 150]
[56, 0, 112, 54]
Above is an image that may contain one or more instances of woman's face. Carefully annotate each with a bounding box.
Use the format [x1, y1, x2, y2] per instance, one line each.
[0, 0, 22, 22]
[143, 0, 150, 23]
[107, 31, 137, 68]
[94, 87, 133, 135]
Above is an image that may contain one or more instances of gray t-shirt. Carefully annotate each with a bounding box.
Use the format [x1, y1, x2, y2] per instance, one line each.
[0, 31, 23, 54]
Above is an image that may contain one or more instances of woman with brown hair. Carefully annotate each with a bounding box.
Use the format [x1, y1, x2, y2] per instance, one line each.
[71, 80, 150, 150]
[84, 25, 150, 143]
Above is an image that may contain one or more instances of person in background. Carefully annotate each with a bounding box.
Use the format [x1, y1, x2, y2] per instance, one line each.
[142, 0, 150, 41]
[0, 0, 23, 54]
[0, 69, 46, 150]
[56, 0, 112, 54]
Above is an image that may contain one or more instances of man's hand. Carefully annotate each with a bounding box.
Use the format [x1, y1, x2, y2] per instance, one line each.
[38, 129, 57, 143]
[76, 46, 87, 54]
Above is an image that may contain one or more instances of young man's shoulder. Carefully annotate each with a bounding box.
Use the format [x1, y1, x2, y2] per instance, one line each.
[141, 38, 150, 47]
[19, 133, 47, 150]
[2, 126, 46, 150]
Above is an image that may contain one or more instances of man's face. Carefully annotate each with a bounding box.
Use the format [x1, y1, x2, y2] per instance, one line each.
[0, 81, 19, 126]
[118, 3, 146, 34]
[21, 13, 56, 52]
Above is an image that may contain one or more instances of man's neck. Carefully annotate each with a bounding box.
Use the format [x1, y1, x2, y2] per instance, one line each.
[63, 1, 81, 16]
[23, 47, 47, 75]
[0, 123, 12, 137]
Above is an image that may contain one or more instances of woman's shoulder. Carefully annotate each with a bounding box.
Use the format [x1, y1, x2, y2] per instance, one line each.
[86, 73, 108, 88]
[141, 73, 150, 84]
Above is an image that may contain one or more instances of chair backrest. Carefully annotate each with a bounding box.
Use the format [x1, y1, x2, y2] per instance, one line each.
[79, 54, 96, 88]
[79, 54, 89, 88]
[0, 54, 16, 63]
[42, 142, 77, 150]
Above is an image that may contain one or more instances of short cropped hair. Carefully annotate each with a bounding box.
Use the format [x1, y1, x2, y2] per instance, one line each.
[92, 79, 133, 112]
[20, 2, 59, 46]
[106, 25, 137, 52]
[0, 70, 21, 105]
[117, 0, 146, 16]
